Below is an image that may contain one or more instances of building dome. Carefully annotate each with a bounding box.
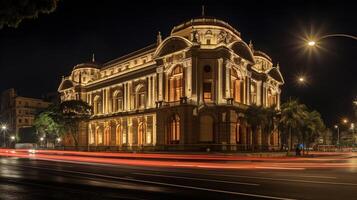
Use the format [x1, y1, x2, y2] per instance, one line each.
[254, 50, 272, 62]
[73, 62, 101, 70]
[171, 16, 241, 37]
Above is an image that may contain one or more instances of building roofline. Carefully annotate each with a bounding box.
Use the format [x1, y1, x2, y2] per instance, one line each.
[102, 43, 157, 69]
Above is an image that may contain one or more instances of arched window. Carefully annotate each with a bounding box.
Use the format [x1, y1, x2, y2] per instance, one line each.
[203, 65, 213, 102]
[104, 127, 110, 145]
[251, 82, 257, 104]
[230, 69, 242, 103]
[138, 121, 146, 145]
[267, 89, 276, 107]
[168, 114, 180, 144]
[135, 85, 146, 109]
[96, 127, 103, 145]
[235, 122, 242, 144]
[169, 65, 184, 101]
[112, 90, 123, 112]
[89, 124, 95, 145]
[93, 95, 102, 114]
[122, 120, 128, 145]
[116, 124, 121, 145]
[199, 115, 214, 142]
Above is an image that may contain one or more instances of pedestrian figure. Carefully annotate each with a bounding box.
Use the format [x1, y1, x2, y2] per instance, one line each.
[295, 145, 300, 156]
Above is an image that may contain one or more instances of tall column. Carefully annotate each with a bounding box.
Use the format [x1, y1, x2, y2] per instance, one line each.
[257, 81, 262, 106]
[224, 61, 231, 102]
[106, 88, 110, 114]
[123, 83, 127, 111]
[246, 76, 250, 105]
[277, 91, 281, 110]
[153, 114, 157, 146]
[151, 74, 157, 107]
[102, 89, 105, 113]
[157, 67, 164, 101]
[128, 118, 132, 146]
[127, 82, 132, 110]
[147, 76, 151, 108]
[185, 60, 192, 98]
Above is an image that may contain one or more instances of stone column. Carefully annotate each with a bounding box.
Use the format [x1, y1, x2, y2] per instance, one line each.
[257, 81, 262, 106]
[184, 59, 192, 98]
[147, 76, 151, 108]
[157, 66, 164, 101]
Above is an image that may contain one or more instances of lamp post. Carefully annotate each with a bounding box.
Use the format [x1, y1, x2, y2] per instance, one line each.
[351, 123, 355, 146]
[307, 34, 357, 47]
[334, 125, 340, 148]
[1, 125, 7, 147]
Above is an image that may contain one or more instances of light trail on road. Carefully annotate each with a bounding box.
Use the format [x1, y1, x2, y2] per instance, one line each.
[1, 149, 357, 170]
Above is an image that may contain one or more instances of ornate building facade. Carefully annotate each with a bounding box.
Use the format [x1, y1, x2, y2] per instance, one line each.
[58, 17, 284, 151]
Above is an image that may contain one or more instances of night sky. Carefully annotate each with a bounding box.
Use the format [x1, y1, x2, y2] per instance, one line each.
[0, 0, 356, 126]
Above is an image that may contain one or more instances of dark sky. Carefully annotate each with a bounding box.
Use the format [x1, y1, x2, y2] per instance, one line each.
[0, 0, 356, 126]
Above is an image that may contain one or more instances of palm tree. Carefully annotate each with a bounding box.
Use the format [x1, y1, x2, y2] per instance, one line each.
[279, 99, 307, 151]
[263, 106, 278, 149]
[302, 110, 325, 154]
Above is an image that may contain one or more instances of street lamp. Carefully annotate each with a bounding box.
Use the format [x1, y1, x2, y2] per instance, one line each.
[334, 125, 340, 147]
[342, 118, 348, 124]
[298, 76, 305, 83]
[307, 34, 357, 47]
[1, 125, 7, 147]
[351, 123, 355, 146]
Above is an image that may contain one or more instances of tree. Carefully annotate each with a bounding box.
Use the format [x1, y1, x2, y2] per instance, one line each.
[58, 100, 92, 148]
[0, 0, 59, 29]
[302, 110, 325, 154]
[279, 99, 308, 151]
[263, 106, 278, 148]
[34, 107, 64, 147]
[245, 104, 267, 151]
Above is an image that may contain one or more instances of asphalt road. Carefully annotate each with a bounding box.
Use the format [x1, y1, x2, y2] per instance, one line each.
[1, 154, 357, 200]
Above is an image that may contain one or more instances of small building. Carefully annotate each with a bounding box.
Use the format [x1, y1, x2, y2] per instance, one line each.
[0, 88, 51, 139]
[58, 16, 284, 151]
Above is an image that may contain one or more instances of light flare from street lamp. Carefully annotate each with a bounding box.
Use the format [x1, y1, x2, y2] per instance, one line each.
[10, 136, 15, 140]
[1, 125, 7, 130]
[342, 118, 348, 124]
[308, 41, 316, 46]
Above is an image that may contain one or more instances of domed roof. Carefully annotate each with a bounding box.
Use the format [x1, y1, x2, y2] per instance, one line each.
[171, 16, 241, 37]
[73, 62, 101, 70]
[254, 50, 272, 62]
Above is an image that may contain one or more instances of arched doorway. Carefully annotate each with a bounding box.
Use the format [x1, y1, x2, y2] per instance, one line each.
[167, 114, 180, 144]
[168, 65, 184, 102]
[138, 121, 146, 145]
[199, 115, 214, 142]
[104, 127, 110, 145]
[230, 68, 242, 103]
[96, 127, 103, 145]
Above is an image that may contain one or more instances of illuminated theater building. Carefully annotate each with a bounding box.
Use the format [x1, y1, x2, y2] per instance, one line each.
[58, 16, 284, 151]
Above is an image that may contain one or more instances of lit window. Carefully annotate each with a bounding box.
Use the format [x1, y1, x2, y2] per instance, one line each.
[203, 82, 212, 100]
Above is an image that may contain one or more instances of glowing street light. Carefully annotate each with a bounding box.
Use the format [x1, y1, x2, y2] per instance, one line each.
[298, 76, 305, 83]
[1, 124, 7, 147]
[10, 135, 15, 140]
[40, 137, 44, 141]
[342, 118, 348, 124]
[306, 34, 357, 48]
[334, 125, 340, 146]
[307, 41, 316, 46]
[56, 138, 61, 142]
